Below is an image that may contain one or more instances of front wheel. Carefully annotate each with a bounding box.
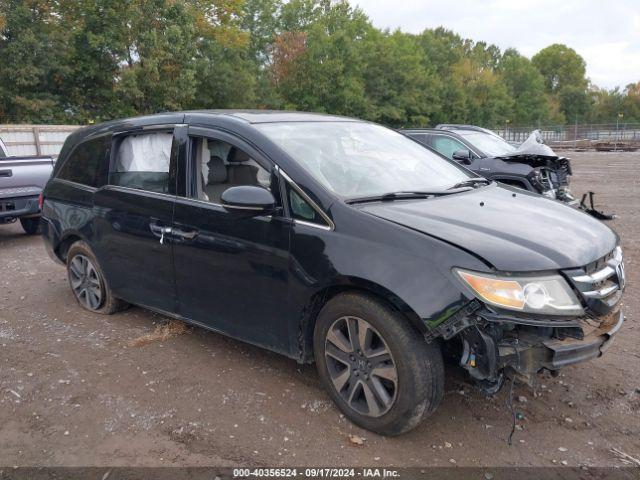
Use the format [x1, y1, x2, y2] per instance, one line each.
[314, 293, 444, 436]
[20, 217, 41, 235]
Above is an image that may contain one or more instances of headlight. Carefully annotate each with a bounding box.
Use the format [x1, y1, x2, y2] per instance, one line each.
[455, 269, 584, 316]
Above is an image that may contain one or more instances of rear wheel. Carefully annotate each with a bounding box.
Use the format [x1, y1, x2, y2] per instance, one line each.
[66, 241, 128, 314]
[20, 217, 41, 235]
[314, 293, 444, 436]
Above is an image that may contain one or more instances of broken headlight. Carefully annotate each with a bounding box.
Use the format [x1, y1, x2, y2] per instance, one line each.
[455, 269, 584, 316]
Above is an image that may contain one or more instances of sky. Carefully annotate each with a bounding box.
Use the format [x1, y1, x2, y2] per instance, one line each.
[353, 0, 640, 90]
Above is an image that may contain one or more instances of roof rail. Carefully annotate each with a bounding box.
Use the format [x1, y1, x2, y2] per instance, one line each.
[435, 124, 496, 135]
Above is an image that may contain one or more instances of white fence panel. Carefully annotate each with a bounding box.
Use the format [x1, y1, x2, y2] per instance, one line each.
[0, 125, 81, 157]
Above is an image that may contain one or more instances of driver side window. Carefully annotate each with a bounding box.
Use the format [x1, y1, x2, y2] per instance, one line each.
[189, 137, 271, 204]
[432, 135, 467, 160]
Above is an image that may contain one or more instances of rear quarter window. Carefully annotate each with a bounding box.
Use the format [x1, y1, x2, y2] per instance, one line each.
[57, 136, 111, 188]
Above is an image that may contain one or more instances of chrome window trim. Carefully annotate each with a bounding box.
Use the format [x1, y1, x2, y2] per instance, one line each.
[172, 195, 274, 220]
[293, 219, 332, 231]
[53, 178, 98, 193]
[100, 184, 176, 200]
[175, 195, 225, 209]
[278, 167, 335, 231]
[141, 123, 187, 131]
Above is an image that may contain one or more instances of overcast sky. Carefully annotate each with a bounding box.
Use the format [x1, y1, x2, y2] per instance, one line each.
[353, 0, 640, 90]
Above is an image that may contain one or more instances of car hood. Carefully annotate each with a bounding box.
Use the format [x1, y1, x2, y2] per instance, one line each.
[359, 184, 617, 271]
[495, 130, 571, 164]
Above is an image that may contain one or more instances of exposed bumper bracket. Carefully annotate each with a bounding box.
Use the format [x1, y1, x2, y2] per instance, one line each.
[542, 310, 624, 369]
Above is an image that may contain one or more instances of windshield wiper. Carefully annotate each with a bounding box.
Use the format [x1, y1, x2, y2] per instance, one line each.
[447, 178, 491, 190]
[346, 191, 445, 204]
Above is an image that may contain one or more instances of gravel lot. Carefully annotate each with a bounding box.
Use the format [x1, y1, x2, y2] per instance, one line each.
[0, 152, 638, 467]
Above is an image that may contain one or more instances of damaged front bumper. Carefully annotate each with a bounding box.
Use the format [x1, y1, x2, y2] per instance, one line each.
[498, 309, 624, 375]
[433, 300, 626, 390]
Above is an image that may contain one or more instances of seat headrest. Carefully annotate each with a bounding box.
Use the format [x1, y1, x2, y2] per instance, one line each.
[207, 155, 227, 183]
[227, 147, 251, 163]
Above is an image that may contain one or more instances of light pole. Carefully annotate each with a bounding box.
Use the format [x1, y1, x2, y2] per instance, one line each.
[615, 112, 623, 151]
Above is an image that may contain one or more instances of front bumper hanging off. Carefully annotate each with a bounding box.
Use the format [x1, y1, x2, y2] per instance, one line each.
[450, 306, 626, 388]
[503, 310, 624, 374]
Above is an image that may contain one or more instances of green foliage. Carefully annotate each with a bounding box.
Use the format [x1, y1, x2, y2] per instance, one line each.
[0, 0, 637, 127]
[532, 44, 587, 94]
[0, 0, 66, 122]
[499, 50, 549, 125]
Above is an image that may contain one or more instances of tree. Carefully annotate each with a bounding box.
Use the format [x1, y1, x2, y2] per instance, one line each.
[621, 81, 640, 123]
[449, 57, 512, 126]
[532, 44, 587, 94]
[114, 1, 200, 115]
[499, 50, 549, 125]
[54, 0, 131, 122]
[268, 1, 372, 117]
[531, 44, 589, 122]
[0, 0, 66, 122]
[0, 1, 633, 128]
[191, 0, 257, 109]
[359, 30, 441, 127]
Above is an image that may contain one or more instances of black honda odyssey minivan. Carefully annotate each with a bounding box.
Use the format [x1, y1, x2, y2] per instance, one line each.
[41, 110, 626, 435]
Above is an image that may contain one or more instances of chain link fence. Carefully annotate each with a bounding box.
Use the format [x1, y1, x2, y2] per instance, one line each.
[495, 123, 640, 151]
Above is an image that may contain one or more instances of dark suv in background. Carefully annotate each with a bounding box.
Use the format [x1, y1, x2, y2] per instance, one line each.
[402, 124, 575, 205]
[41, 111, 625, 436]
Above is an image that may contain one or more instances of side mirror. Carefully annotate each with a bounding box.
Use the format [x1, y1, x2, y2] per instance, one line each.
[452, 149, 472, 164]
[221, 185, 276, 213]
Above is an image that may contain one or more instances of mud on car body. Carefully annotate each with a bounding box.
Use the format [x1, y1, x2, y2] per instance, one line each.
[41, 111, 626, 436]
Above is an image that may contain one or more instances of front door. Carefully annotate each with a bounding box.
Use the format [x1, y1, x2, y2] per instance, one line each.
[92, 127, 181, 313]
[171, 127, 292, 354]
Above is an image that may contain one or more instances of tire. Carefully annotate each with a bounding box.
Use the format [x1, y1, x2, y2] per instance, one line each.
[314, 292, 444, 436]
[66, 241, 129, 314]
[20, 217, 41, 235]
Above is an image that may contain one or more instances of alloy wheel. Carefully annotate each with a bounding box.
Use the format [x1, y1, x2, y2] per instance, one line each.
[324, 316, 398, 417]
[69, 254, 103, 310]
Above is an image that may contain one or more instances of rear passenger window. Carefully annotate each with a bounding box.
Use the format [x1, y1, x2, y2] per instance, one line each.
[111, 132, 173, 193]
[57, 136, 110, 187]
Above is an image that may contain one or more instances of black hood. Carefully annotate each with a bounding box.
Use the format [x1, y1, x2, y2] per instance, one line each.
[359, 184, 617, 271]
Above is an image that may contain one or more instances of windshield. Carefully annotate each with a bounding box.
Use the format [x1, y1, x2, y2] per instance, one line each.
[256, 122, 471, 199]
[462, 132, 517, 157]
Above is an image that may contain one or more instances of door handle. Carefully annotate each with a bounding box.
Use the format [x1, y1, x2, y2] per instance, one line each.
[0, 169, 12, 177]
[172, 228, 199, 240]
[149, 223, 173, 244]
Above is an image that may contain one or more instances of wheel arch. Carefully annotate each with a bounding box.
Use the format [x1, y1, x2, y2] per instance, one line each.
[297, 276, 427, 363]
[55, 232, 85, 263]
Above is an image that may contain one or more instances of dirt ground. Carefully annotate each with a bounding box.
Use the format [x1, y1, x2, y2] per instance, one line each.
[0, 152, 638, 468]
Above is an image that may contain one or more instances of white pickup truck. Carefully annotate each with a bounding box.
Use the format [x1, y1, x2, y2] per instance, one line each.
[0, 136, 55, 234]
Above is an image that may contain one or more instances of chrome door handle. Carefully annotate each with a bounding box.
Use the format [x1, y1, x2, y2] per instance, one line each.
[172, 228, 199, 240]
[150, 224, 173, 244]
[159, 227, 172, 245]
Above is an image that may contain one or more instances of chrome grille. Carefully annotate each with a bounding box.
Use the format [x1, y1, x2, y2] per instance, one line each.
[567, 246, 625, 314]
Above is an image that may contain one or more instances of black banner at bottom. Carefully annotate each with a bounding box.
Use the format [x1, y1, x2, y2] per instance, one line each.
[0, 467, 638, 480]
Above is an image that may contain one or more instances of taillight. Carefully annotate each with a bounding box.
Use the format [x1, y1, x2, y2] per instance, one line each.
[38, 193, 44, 210]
